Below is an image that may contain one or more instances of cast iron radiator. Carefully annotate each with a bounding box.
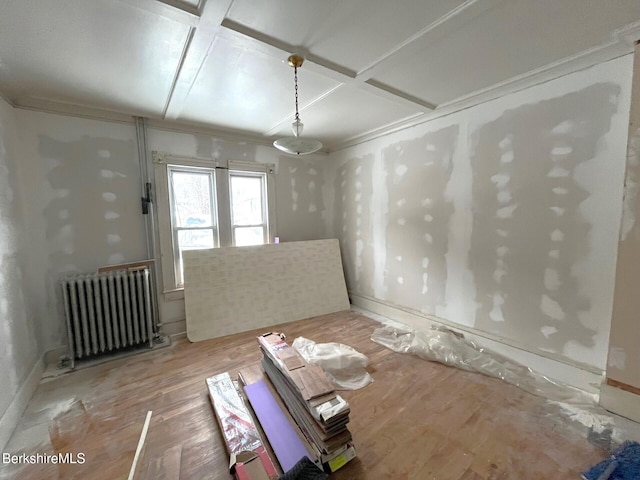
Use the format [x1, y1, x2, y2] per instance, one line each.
[61, 268, 155, 368]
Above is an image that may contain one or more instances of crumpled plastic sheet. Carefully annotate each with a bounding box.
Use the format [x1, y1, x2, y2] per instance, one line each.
[292, 336, 374, 391]
[371, 324, 594, 404]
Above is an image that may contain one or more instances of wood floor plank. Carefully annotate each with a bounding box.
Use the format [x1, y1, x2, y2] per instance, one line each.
[144, 445, 182, 480]
[1, 310, 635, 480]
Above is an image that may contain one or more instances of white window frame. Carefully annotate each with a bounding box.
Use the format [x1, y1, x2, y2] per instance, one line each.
[153, 152, 276, 299]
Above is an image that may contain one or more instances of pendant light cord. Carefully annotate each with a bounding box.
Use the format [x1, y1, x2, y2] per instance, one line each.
[273, 54, 322, 155]
[294, 65, 300, 122]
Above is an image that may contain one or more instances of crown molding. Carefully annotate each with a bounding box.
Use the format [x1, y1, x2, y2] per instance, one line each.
[145, 117, 330, 155]
[11, 95, 330, 154]
[13, 97, 137, 125]
[613, 20, 640, 46]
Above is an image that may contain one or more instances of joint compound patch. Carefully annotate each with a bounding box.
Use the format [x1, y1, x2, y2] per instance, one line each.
[608, 347, 626, 370]
[541, 326, 558, 338]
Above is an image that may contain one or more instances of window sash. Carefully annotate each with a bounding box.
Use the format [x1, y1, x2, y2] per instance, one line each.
[229, 171, 268, 245]
[167, 164, 218, 287]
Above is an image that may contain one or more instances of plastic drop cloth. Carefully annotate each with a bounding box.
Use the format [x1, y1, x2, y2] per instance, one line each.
[292, 337, 373, 390]
[371, 324, 593, 404]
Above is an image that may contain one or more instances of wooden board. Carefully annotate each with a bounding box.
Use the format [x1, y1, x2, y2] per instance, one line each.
[183, 239, 350, 342]
[258, 333, 335, 401]
[262, 358, 352, 454]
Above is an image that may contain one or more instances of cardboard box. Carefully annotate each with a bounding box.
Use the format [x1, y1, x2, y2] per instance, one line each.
[232, 447, 278, 480]
[206, 372, 279, 480]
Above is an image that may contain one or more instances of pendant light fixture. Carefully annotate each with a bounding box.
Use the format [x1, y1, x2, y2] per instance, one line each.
[273, 54, 323, 155]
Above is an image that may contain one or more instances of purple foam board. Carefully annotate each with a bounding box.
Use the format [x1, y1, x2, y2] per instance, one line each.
[244, 380, 310, 472]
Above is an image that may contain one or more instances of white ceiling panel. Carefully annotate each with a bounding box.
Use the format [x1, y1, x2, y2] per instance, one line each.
[370, 0, 640, 105]
[1, 0, 639, 149]
[177, 33, 341, 134]
[225, 0, 468, 74]
[276, 86, 423, 148]
[0, 0, 190, 115]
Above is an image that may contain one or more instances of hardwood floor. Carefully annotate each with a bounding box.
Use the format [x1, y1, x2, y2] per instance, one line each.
[2, 310, 639, 479]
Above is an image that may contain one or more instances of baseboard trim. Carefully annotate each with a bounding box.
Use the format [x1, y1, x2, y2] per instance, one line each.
[44, 345, 67, 366]
[599, 384, 640, 423]
[161, 319, 186, 337]
[350, 293, 603, 394]
[606, 377, 640, 396]
[0, 355, 45, 451]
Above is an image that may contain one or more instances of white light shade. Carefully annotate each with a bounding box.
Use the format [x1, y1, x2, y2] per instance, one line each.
[273, 137, 323, 155]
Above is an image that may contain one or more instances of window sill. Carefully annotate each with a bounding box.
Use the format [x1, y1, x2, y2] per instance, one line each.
[163, 288, 185, 302]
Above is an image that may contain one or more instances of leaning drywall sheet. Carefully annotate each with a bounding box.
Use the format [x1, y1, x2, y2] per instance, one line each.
[183, 239, 350, 342]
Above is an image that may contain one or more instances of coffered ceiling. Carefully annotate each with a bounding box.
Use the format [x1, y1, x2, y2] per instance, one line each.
[1, 0, 639, 151]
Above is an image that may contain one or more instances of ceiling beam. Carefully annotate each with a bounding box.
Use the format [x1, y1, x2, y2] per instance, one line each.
[219, 18, 358, 80]
[363, 80, 436, 110]
[218, 18, 436, 113]
[118, 0, 200, 26]
[163, 0, 235, 120]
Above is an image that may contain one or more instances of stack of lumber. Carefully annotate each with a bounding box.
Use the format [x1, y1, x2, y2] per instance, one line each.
[255, 333, 355, 471]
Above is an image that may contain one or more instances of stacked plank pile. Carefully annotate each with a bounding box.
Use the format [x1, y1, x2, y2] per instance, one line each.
[256, 332, 355, 471]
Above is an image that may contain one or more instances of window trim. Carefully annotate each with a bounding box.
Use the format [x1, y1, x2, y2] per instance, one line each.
[153, 152, 276, 298]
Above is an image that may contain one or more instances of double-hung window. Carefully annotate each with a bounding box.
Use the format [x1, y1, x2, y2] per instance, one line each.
[230, 171, 268, 246]
[154, 153, 276, 295]
[168, 165, 218, 286]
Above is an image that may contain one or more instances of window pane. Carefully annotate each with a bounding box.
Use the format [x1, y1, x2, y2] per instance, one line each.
[178, 229, 215, 250]
[234, 227, 264, 246]
[231, 175, 263, 226]
[171, 171, 214, 228]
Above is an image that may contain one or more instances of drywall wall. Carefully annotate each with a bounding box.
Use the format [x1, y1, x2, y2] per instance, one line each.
[0, 98, 41, 448]
[331, 55, 633, 371]
[1, 110, 334, 354]
[15, 110, 148, 352]
[607, 45, 640, 389]
[275, 154, 331, 242]
[146, 127, 333, 333]
[146, 128, 332, 243]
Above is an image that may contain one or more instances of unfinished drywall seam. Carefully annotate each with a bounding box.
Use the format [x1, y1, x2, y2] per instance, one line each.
[381, 126, 458, 315]
[468, 83, 623, 365]
[371, 153, 388, 300]
[441, 119, 476, 326]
